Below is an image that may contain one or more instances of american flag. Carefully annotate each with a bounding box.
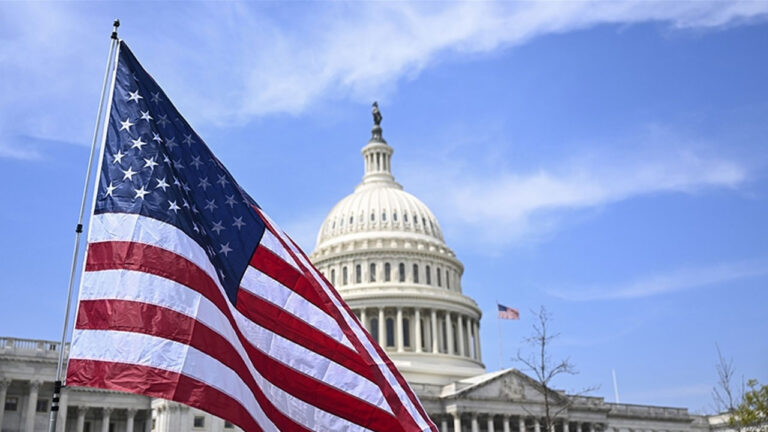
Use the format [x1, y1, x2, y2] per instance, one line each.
[66, 41, 436, 432]
[497, 304, 520, 320]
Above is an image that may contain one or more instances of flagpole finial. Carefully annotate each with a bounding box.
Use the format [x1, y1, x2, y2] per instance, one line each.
[111, 19, 120, 40]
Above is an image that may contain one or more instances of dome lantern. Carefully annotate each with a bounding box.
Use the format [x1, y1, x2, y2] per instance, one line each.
[360, 102, 398, 188]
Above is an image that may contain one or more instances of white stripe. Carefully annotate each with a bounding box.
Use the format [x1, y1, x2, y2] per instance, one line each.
[241, 265, 354, 349]
[261, 212, 429, 430]
[259, 229, 300, 271]
[69, 329, 277, 432]
[80, 268, 390, 414]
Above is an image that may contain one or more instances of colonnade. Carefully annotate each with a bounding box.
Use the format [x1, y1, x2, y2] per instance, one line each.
[432, 414, 604, 432]
[355, 306, 482, 361]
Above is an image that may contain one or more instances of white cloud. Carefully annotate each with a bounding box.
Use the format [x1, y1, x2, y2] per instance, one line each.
[549, 257, 768, 301]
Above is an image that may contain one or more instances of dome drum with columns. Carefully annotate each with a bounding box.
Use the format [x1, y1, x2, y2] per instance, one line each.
[310, 105, 486, 386]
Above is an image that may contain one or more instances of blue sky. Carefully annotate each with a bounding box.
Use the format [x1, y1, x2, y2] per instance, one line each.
[1, 2, 767, 412]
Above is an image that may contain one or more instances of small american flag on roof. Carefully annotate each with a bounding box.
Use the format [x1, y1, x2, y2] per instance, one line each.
[497, 303, 520, 320]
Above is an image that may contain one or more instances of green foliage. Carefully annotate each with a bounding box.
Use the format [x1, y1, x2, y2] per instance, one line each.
[730, 379, 768, 431]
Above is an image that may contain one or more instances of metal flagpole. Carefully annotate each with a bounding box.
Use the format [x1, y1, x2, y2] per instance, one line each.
[47, 19, 120, 432]
[497, 301, 503, 370]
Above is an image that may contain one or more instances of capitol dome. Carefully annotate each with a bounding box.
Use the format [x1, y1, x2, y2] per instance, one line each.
[310, 104, 485, 386]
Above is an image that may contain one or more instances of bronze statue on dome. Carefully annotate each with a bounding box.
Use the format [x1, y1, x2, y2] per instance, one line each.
[372, 101, 382, 126]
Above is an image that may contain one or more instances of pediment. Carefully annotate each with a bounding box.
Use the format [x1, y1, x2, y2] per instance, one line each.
[442, 369, 568, 403]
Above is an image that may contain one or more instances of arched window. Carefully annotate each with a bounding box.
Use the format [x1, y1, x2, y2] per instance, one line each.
[342, 266, 348, 285]
[384, 263, 391, 282]
[446, 269, 450, 289]
[370, 318, 379, 342]
[349, 216, 353, 224]
[386, 318, 395, 347]
[370, 212, 375, 221]
[399, 263, 405, 282]
[436, 268, 441, 287]
[369, 263, 376, 282]
[331, 269, 336, 286]
[413, 264, 419, 283]
[404, 213, 409, 223]
[382, 212, 386, 222]
[393, 212, 398, 222]
[426, 265, 431, 285]
[355, 264, 362, 284]
[403, 318, 410, 347]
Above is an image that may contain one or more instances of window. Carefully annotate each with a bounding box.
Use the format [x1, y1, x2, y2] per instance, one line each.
[437, 268, 442, 287]
[340, 217, 344, 227]
[5, 396, 18, 411]
[330, 269, 336, 286]
[426, 265, 431, 285]
[109, 423, 116, 432]
[404, 213, 408, 223]
[399, 263, 405, 282]
[393, 212, 398, 221]
[412, 264, 419, 283]
[349, 215, 353, 224]
[355, 264, 362, 283]
[420, 319, 426, 350]
[386, 318, 395, 347]
[84, 422, 91, 432]
[413, 214, 418, 224]
[370, 212, 375, 221]
[382, 212, 387, 221]
[194, 416, 205, 428]
[369, 263, 376, 282]
[370, 318, 379, 342]
[225, 421, 235, 429]
[403, 318, 410, 347]
[384, 263, 391, 282]
[36, 399, 48, 413]
[342, 266, 348, 285]
[446, 269, 450, 289]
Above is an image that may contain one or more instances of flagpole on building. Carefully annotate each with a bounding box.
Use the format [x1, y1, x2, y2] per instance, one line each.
[47, 19, 120, 432]
[496, 301, 503, 370]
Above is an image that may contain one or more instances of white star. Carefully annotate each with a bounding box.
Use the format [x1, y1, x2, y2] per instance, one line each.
[151, 92, 162, 103]
[182, 199, 190, 208]
[155, 177, 170, 191]
[181, 182, 191, 193]
[157, 114, 169, 128]
[127, 90, 143, 103]
[166, 136, 177, 150]
[105, 182, 117, 197]
[130, 137, 147, 151]
[152, 132, 163, 143]
[140, 110, 153, 122]
[190, 155, 203, 169]
[183, 134, 195, 145]
[232, 217, 245, 230]
[225, 195, 237, 208]
[168, 200, 180, 213]
[211, 220, 225, 234]
[122, 166, 137, 181]
[204, 199, 218, 212]
[216, 174, 229, 187]
[112, 150, 125, 164]
[144, 157, 158, 170]
[172, 177, 180, 187]
[198, 177, 211, 191]
[173, 159, 184, 170]
[192, 223, 200, 233]
[219, 242, 232, 257]
[134, 185, 149, 200]
[119, 117, 134, 132]
[218, 269, 226, 280]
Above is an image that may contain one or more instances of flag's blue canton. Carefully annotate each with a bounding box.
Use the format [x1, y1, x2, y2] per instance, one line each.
[95, 41, 266, 304]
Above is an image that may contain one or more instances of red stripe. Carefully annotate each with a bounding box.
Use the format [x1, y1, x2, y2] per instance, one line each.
[249, 246, 327, 309]
[255, 212, 432, 431]
[77, 299, 402, 431]
[66, 359, 263, 432]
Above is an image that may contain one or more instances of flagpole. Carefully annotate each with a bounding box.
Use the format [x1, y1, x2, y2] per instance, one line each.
[47, 19, 120, 432]
[496, 301, 503, 370]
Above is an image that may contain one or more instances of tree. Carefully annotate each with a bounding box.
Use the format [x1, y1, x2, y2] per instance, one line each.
[515, 306, 597, 432]
[730, 380, 768, 432]
[712, 344, 741, 420]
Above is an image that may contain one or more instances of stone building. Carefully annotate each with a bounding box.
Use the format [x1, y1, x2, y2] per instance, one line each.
[0, 108, 717, 432]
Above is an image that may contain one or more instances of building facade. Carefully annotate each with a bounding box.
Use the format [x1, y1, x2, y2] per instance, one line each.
[0, 108, 717, 432]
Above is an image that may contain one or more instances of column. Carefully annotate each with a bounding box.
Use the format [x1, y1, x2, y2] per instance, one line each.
[0, 378, 10, 430]
[471, 414, 479, 432]
[396, 307, 404, 352]
[457, 315, 465, 356]
[378, 308, 385, 346]
[76, 406, 87, 432]
[101, 407, 112, 432]
[564, 421, 570, 432]
[503, 415, 511, 432]
[440, 417, 448, 432]
[25, 380, 40, 432]
[473, 320, 482, 361]
[56, 387, 69, 432]
[487, 415, 495, 432]
[127, 408, 137, 432]
[534, 418, 541, 432]
[414, 309, 422, 353]
[360, 308, 367, 330]
[446, 312, 455, 355]
[430, 309, 438, 353]
[519, 417, 526, 432]
[453, 413, 462, 432]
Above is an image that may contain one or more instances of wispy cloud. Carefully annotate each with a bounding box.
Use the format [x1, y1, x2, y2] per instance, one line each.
[549, 257, 768, 301]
